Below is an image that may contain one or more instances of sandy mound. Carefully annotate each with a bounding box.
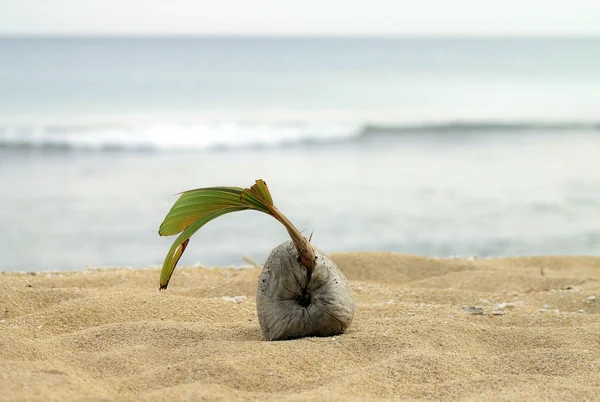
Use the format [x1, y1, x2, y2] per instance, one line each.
[1, 253, 599, 400]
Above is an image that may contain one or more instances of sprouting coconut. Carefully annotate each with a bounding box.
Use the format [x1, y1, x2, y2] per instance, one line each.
[158, 179, 355, 341]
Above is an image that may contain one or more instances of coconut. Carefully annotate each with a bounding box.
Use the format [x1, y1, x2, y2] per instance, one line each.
[158, 179, 355, 341]
[257, 241, 355, 341]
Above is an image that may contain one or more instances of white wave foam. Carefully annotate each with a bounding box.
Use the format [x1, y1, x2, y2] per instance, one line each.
[0, 122, 361, 151]
[1, 118, 597, 152]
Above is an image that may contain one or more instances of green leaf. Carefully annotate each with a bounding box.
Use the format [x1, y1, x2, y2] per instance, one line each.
[157, 179, 314, 290]
[158, 181, 277, 289]
[251, 179, 274, 206]
[159, 206, 249, 289]
[159, 188, 245, 236]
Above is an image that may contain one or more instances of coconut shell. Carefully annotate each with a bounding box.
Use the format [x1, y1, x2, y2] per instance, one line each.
[256, 241, 355, 341]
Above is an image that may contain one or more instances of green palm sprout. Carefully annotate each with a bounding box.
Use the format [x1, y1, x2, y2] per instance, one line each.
[158, 179, 315, 289]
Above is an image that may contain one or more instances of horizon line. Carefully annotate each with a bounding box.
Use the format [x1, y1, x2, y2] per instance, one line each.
[1, 33, 599, 39]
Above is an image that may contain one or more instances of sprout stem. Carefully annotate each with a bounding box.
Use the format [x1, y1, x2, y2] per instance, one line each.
[267, 205, 316, 273]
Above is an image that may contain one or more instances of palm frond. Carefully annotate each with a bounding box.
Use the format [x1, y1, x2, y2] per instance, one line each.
[158, 179, 314, 289]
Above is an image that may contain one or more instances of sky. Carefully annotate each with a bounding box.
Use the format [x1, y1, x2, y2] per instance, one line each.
[1, 0, 599, 36]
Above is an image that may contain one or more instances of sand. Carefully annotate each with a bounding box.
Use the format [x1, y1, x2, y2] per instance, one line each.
[1, 253, 599, 401]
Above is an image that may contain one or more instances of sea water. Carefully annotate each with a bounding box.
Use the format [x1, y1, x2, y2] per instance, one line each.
[0, 37, 599, 271]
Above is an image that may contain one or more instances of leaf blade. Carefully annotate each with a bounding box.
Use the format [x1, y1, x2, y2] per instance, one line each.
[157, 180, 305, 290]
[250, 179, 274, 206]
[159, 188, 249, 236]
[159, 206, 249, 289]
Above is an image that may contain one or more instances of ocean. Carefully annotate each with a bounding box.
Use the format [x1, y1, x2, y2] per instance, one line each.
[1, 37, 599, 272]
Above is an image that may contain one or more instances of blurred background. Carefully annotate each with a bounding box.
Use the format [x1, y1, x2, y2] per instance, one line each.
[1, 1, 599, 271]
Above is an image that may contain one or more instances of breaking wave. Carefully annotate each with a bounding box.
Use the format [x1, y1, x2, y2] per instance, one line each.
[0, 120, 597, 152]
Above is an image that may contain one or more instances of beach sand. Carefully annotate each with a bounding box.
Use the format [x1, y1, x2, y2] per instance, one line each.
[1, 253, 599, 401]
